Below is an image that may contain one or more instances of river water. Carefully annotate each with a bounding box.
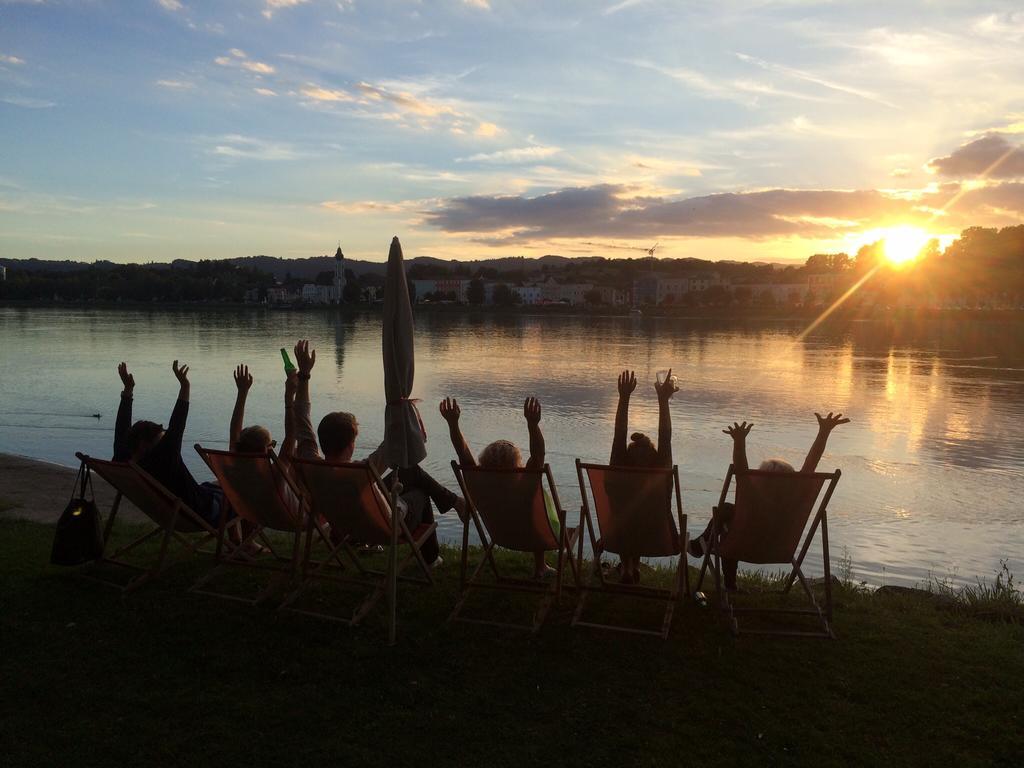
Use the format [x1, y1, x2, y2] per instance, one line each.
[1, 306, 1021, 588]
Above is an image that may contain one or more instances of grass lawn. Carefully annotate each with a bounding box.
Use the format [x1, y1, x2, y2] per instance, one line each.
[1, 516, 1022, 767]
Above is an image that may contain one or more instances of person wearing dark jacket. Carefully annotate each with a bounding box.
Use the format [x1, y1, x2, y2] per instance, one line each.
[113, 360, 224, 526]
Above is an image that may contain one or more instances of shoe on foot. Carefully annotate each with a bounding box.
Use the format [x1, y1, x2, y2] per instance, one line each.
[429, 555, 444, 569]
[687, 535, 706, 559]
[534, 565, 556, 581]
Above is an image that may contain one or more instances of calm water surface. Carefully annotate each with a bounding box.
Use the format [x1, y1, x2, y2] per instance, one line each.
[1, 307, 1021, 588]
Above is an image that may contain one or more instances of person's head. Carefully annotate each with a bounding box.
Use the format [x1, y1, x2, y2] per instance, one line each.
[759, 458, 795, 473]
[318, 411, 358, 462]
[126, 420, 164, 461]
[624, 432, 658, 467]
[478, 439, 522, 469]
[237, 425, 274, 454]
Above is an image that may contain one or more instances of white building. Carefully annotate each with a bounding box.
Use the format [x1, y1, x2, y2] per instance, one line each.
[514, 284, 543, 305]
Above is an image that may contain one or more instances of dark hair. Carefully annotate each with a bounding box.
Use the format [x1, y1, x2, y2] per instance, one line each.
[237, 425, 272, 453]
[625, 432, 658, 467]
[318, 411, 358, 456]
[126, 420, 164, 454]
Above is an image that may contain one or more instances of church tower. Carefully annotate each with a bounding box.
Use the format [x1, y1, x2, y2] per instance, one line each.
[334, 244, 345, 303]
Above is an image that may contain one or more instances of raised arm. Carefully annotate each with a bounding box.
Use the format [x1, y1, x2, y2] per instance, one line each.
[165, 360, 191, 451]
[524, 397, 544, 469]
[113, 362, 135, 460]
[292, 340, 321, 461]
[439, 398, 475, 467]
[800, 412, 850, 473]
[611, 370, 636, 465]
[723, 421, 753, 474]
[280, 370, 298, 462]
[654, 368, 679, 467]
[229, 364, 252, 452]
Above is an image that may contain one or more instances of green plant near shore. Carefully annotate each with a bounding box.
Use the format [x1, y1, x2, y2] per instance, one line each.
[928, 560, 1023, 623]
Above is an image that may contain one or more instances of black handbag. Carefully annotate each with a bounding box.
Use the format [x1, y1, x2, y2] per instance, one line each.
[50, 461, 104, 566]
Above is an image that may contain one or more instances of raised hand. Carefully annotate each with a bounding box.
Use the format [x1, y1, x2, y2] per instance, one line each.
[172, 360, 190, 386]
[815, 412, 850, 432]
[723, 421, 753, 440]
[617, 370, 637, 397]
[524, 396, 542, 425]
[233, 364, 253, 393]
[294, 340, 316, 375]
[439, 397, 461, 425]
[654, 367, 679, 401]
[117, 362, 134, 392]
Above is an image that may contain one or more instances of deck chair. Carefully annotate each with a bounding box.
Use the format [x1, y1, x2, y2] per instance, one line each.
[284, 458, 436, 625]
[190, 445, 321, 605]
[74, 452, 224, 592]
[574, 461, 689, 639]
[449, 461, 580, 632]
[695, 465, 842, 638]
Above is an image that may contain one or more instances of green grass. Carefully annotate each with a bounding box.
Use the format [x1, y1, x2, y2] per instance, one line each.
[2, 518, 1022, 768]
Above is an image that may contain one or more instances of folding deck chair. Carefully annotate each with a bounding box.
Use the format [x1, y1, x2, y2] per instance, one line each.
[74, 451, 223, 592]
[284, 457, 436, 625]
[574, 460, 689, 639]
[191, 445, 321, 605]
[449, 461, 580, 632]
[695, 465, 842, 638]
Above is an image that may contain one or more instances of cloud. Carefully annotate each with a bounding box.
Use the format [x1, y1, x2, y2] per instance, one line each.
[214, 50, 275, 75]
[928, 134, 1024, 179]
[262, 0, 310, 19]
[0, 54, 24, 66]
[423, 184, 941, 242]
[1, 95, 55, 108]
[254, 87, 277, 96]
[624, 59, 829, 106]
[156, 0, 183, 11]
[206, 134, 299, 161]
[735, 52, 899, 109]
[603, 0, 649, 15]
[462, 0, 491, 8]
[155, 79, 194, 90]
[321, 200, 414, 214]
[299, 78, 500, 135]
[475, 121, 500, 137]
[301, 84, 356, 102]
[458, 146, 561, 163]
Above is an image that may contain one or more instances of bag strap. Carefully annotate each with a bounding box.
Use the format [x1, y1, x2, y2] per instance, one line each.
[72, 459, 95, 503]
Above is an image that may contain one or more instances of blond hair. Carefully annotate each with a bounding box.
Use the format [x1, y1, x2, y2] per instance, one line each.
[238, 425, 272, 453]
[478, 440, 522, 469]
[759, 458, 795, 473]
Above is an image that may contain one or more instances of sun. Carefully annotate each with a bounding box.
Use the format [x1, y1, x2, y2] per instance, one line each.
[880, 226, 932, 267]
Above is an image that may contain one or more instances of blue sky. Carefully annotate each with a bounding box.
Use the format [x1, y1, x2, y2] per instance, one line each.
[2, 0, 1023, 263]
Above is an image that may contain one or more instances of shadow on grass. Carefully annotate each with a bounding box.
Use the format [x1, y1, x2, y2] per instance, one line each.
[1, 517, 1022, 768]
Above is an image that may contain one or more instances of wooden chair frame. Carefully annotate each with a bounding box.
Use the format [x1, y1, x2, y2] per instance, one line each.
[282, 458, 436, 627]
[694, 465, 842, 639]
[449, 461, 580, 633]
[190, 445, 327, 607]
[75, 452, 230, 593]
[573, 460, 690, 639]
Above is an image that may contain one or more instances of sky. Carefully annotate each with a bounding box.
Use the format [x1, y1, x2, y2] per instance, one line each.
[2, 0, 1024, 265]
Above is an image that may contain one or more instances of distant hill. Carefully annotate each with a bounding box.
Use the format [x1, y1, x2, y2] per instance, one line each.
[1, 253, 609, 280]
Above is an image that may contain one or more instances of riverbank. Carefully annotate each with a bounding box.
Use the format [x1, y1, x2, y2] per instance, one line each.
[2, 298, 1021, 322]
[1, 512, 1022, 766]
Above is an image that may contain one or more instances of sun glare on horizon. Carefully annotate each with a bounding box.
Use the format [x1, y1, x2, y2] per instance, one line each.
[879, 226, 934, 266]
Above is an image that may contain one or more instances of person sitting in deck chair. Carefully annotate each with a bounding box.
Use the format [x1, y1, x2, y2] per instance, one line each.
[607, 369, 679, 584]
[228, 362, 301, 516]
[290, 340, 462, 569]
[688, 412, 851, 590]
[439, 395, 557, 580]
[113, 360, 224, 527]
